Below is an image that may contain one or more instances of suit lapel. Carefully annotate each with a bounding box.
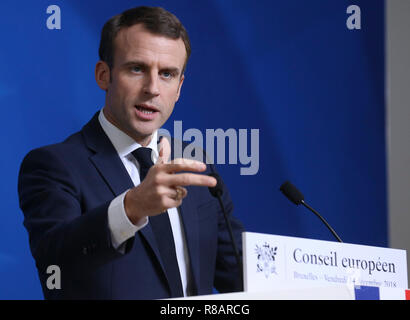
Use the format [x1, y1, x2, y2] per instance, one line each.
[82, 112, 134, 195]
[81, 113, 165, 273]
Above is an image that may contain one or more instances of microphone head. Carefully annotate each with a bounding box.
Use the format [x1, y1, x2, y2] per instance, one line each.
[208, 173, 223, 198]
[280, 181, 304, 205]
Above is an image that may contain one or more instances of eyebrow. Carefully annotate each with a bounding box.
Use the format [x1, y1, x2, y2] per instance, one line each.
[122, 60, 181, 76]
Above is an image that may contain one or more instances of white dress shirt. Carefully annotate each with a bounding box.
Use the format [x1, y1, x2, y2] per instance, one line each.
[98, 109, 191, 297]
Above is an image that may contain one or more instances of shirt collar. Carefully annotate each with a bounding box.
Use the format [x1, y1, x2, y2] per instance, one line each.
[98, 109, 159, 161]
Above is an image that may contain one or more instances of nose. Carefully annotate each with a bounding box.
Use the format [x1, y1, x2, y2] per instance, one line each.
[143, 72, 160, 97]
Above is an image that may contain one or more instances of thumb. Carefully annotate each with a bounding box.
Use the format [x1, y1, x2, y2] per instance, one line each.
[157, 136, 171, 164]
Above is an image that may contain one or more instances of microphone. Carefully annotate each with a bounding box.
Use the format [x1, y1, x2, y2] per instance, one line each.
[208, 173, 242, 271]
[279, 181, 343, 243]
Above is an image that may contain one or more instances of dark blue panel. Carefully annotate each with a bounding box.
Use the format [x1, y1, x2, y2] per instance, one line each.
[355, 285, 380, 300]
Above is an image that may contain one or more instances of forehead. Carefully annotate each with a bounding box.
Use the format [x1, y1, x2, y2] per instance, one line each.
[113, 24, 187, 69]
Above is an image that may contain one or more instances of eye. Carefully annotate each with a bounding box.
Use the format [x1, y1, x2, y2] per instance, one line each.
[162, 71, 173, 79]
[131, 66, 142, 73]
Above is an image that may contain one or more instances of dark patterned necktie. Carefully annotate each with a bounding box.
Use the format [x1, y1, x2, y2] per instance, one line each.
[131, 147, 183, 297]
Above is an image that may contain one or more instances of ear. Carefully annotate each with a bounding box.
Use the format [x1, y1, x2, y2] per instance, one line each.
[95, 61, 111, 91]
[175, 74, 185, 102]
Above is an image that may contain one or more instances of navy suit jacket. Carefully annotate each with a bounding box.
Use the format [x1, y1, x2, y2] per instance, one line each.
[18, 113, 244, 299]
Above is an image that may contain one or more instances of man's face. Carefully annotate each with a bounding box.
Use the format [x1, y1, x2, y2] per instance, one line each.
[100, 24, 186, 144]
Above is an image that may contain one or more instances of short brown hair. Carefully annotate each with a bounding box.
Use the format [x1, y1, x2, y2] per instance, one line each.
[99, 6, 191, 74]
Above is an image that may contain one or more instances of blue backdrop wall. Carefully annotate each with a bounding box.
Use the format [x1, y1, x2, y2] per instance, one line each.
[0, 0, 385, 299]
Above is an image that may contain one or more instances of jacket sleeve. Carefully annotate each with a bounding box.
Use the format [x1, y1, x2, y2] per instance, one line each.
[17, 147, 124, 275]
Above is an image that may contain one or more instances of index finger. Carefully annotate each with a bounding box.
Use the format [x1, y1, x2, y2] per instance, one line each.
[162, 158, 207, 173]
[167, 172, 217, 188]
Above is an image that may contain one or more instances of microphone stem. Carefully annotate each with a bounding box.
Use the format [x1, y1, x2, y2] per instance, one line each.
[301, 200, 343, 243]
[216, 194, 243, 274]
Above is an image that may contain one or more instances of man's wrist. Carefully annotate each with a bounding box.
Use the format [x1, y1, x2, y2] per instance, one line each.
[124, 187, 147, 225]
[108, 190, 148, 250]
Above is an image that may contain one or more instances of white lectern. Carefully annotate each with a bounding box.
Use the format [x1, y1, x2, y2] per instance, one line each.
[178, 232, 409, 300]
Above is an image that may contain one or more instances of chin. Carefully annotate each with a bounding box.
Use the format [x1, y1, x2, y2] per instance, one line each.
[131, 124, 157, 139]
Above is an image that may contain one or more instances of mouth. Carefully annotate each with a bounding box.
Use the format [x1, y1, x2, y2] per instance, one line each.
[134, 104, 159, 120]
[135, 104, 159, 113]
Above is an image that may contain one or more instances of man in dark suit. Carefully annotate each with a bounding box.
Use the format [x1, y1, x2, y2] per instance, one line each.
[18, 6, 244, 299]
